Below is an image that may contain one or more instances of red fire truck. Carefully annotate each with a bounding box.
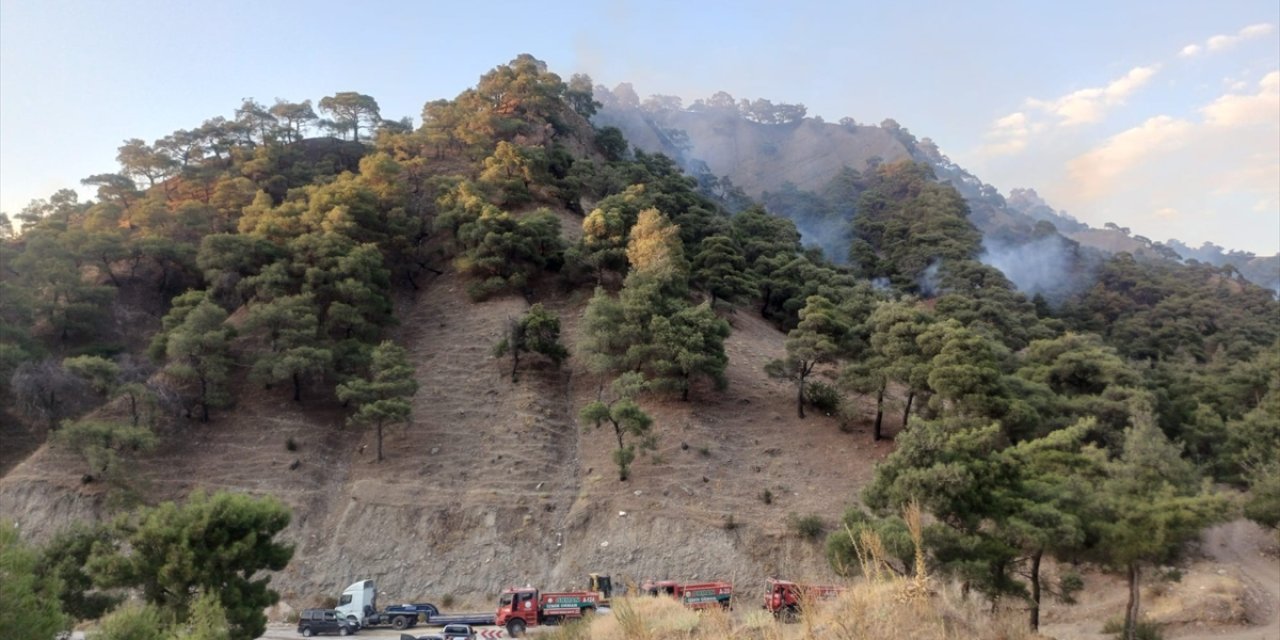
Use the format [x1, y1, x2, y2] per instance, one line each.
[641, 580, 734, 610]
[762, 578, 845, 620]
[495, 586, 601, 637]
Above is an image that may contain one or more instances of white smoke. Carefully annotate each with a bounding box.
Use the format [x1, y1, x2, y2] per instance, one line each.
[918, 260, 942, 297]
[980, 235, 1073, 296]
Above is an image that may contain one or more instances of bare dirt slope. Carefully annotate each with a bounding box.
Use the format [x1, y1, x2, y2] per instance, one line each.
[0, 249, 890, 606]
[1174, 520, 1280, 640]
[1038, 520, 1279, 640]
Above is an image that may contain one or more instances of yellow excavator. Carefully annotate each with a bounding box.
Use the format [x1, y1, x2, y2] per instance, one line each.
[587, 573, 613, 605]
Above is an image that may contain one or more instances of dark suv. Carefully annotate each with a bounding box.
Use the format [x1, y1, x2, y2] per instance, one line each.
[298, 608, 359, 636]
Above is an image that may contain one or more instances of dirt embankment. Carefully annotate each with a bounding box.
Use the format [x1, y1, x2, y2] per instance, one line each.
[1038, 520, 1279, 640]
[0, 228, 889, 606]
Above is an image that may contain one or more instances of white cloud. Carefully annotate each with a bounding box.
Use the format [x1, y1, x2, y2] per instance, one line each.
[980, 112, 1031, 156]
[1026, 65, 1160, 126]
[1240, 23, 1276, 38]
[1181, 23, 1275, 56]
[1067, 116, 1192, 198]
[1153, 207, 1179, 219]
[1202, 71, 1280, 127]
[1206, 34, 1235, 51]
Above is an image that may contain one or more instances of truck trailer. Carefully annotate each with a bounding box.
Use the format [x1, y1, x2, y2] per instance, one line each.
[641, 579, 734, 609]
[336, 580, 494, 630]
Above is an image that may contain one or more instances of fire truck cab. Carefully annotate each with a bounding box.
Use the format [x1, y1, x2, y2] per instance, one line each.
[762, 578, 844, 620]
[495, 587, 600, 637]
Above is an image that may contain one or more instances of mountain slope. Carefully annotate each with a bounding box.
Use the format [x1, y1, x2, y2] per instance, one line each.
[0, 244, 892, 604]
[596, 94, 1279, 297]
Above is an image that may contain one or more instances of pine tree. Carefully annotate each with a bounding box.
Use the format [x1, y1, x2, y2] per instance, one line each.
[1091, 412, 1232, 640]
[0, 523, 69, 638]
[86, 491, 293, 640]
[494, 304, 569, 382]
[164, 296, 235, 422]
[766, 295, 846, 418]
[336, 341, 417, 462]
[579, 373, 653, 481]
[647, 301, 730, 401]
[691, 234, 754, 306]
[245, 294, 332, 402]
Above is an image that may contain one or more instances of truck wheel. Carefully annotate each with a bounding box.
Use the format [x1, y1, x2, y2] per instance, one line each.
[580, 606, 596, 619]
[507, 619, 526, 637]
[301, 628, 313, 638]
[338, 627, 349, 637]
[392, 615, 408, 630]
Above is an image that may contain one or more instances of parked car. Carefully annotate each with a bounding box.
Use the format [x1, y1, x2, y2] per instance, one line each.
[298, 608, 359, 636]
[442, 625, 477, 639]
[401, 623, 475, 640]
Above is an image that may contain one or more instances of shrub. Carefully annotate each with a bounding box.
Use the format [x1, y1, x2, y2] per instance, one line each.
[760, 488, 774, 505]
[805, 381, 841, 413]
[1102, 618, 1165, 640]
[285, 437, 298, 452]
[790, 513, 825, 541]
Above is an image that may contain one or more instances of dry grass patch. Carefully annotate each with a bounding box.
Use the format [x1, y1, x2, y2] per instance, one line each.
[553, 582, 1034, 640]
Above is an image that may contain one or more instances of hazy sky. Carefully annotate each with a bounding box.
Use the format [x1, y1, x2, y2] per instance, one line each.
[2, 0, 1277, 253]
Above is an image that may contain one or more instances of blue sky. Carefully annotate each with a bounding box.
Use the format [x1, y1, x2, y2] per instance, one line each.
[2, 0, 1277, 253]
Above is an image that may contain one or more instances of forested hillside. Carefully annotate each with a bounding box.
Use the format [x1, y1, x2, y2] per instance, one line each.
[1, 55, 1277, 640]
[595, 89, 1280, 300]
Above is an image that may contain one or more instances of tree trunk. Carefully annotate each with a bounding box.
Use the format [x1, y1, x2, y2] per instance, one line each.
[199, 376, 210, 423]
[47, 389, 58, 430]
[902, 389, 915, 430]
[796, 375, 806, 419]
[1029, 548, 1043, 631]
[128, 393, 139, 427]
[510, 349, 520, 383]
[873, 385, 885, 441]
[376, 421, 384, 462]
[292, 372, 302, 402]
[101, 259, 121, 287]
[1124, 563, 1141, 640]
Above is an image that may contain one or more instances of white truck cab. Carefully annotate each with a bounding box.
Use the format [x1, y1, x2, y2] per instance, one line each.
[336, 579, 376, 624]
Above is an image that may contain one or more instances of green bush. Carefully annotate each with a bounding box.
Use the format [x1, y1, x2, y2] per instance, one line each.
[789, 513, 825, 541]
[1102, 618, 1164, 640]
[805, 381, 841, 414]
